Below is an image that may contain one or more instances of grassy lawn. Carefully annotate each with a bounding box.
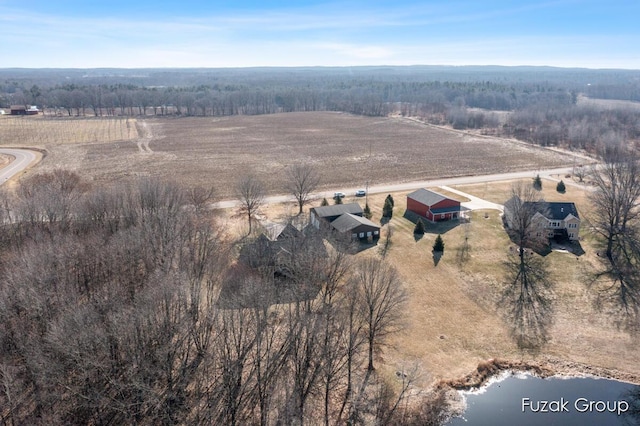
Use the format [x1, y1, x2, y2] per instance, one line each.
[255, 179, 640, 387]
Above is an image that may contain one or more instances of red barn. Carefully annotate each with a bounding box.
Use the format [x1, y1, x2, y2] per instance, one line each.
[406, 189, 461, 222]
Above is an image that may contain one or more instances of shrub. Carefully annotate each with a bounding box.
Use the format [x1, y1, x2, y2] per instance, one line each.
[556, 180, 566, 193]
[321, 197, 329, 206]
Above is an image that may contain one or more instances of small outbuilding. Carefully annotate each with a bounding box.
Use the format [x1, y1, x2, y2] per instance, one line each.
[406, 188, 461, 222]
[10, 105, 39, 115]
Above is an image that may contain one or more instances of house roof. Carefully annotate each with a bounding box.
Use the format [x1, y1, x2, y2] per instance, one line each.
[407, 188, 455, 207]
[544, 202, 579, 220]
[330, 213, 380, 233]
[507, 196, 580, 221]
[311, 203, 363, 219]
[276, 223, 302, 240]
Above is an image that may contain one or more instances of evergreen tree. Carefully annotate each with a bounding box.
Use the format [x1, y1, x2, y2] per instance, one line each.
[433, 234, 445, 253]
[556, 180, 566, 193]
[364, 203, 372, 219]
[414, 218, 425, 234]
[320, 197, 329, 206]
[382, 197, 393, 218]
[533, 174, 542, 190]
[334, 196, 343, 205]
[385, 194, 395, 208]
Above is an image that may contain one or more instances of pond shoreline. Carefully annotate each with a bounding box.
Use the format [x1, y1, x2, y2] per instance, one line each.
[438, 357, 640, 392]
[435, 357, 640, 423]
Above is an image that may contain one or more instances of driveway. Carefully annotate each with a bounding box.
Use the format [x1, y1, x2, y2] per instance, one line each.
[439, 185, 504, 213]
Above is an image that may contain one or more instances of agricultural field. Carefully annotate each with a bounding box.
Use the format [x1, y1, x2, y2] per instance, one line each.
[577, 95, 640, 112]
[2, 112, 578, 198]
[0, 115, 138, 146]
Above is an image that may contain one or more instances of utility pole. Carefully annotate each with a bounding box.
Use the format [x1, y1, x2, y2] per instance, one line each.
[366, 180, 369, 205]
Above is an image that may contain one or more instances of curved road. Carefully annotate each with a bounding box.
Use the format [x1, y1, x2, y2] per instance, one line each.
[0, 148, 37, 185]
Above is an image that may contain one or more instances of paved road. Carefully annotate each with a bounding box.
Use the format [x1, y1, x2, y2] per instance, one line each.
[0, 148, 37, 186]
[211, 166, 579, 209]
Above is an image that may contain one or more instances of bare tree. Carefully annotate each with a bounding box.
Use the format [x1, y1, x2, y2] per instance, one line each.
[353, 257, 407, 371]
[285, 163, 320, 215]
[456, 221, 472, 265]
[589, 147, 640, 319]
[187, 185, 216, 214]
[502, 183, 553, 348]
[236, 175, 265, 235]
[574, 165, 586, 183]
[503, 182, 549, 256]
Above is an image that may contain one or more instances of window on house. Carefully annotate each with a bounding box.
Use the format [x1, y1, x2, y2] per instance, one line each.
[367, 232, 372, 237]
[359, 232, 364, 238]
[374, 230, 379, 235]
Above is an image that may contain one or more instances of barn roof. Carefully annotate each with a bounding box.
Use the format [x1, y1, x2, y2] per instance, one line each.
[407, 188, 456, 207]
[330, 213, 380, 233]
[311, 203, 363, 219]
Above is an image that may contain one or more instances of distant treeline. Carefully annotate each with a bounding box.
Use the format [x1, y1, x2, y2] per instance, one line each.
[1, 66, 639, 151]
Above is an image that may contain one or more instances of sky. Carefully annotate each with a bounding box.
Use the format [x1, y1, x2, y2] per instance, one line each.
[1, 0, 639, 69]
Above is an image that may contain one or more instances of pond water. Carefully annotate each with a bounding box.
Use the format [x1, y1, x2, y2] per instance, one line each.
[447, 372, 639, 425]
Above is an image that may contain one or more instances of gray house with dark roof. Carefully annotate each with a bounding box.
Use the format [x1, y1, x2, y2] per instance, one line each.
[309, 203, 379, 241]
[504, 197, 580, 241]
[330, 213, 380, 241]
[310, 203, 364, 227]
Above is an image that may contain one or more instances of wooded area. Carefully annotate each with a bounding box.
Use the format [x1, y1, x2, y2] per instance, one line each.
[0, 172, 449, 425]
[2, 66, 639, 152]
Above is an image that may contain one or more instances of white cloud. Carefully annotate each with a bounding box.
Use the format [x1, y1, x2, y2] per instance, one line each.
[1, 3, 639, 69]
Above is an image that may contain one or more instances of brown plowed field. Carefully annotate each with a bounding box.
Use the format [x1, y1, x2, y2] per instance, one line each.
[4, 112, 576, 197]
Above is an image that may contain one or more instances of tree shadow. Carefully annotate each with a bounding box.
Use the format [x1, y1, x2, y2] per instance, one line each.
[432, 251, 442, 266]
[500, 252, 553, 350]
[413, 232, 424, 242]
[380, 216, 391, 226]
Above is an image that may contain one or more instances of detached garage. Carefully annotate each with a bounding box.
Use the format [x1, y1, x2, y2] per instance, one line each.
[407, 188, 461, 222]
